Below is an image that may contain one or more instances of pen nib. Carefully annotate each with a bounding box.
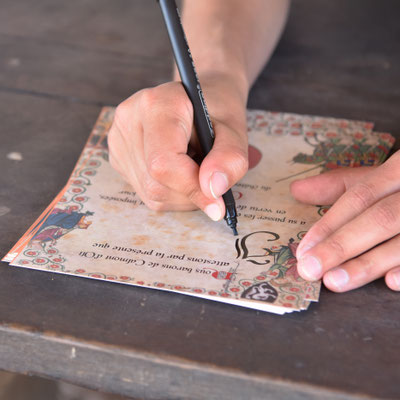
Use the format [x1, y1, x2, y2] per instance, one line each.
[224, 204, 238, 236]
[225, 217, 238, 236]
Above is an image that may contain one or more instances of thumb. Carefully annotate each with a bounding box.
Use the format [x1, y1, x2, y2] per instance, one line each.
[290, 166, 376, 205]
[198, 120, 249, 200]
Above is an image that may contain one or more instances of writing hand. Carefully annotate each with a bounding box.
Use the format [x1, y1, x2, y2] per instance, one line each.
[107, 80, 248, 221]
[291, 151, 400, 292]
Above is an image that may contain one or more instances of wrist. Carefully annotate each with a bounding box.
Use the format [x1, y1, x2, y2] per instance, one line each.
[173, 62, 249, 105]
[173, 68, 248, 130]
[199, 70, 248, 132]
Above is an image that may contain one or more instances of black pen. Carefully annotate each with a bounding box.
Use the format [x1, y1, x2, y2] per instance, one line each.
[158, 0, 238, 236]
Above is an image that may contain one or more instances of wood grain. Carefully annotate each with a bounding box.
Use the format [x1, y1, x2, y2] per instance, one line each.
[0, 0, 399, 399]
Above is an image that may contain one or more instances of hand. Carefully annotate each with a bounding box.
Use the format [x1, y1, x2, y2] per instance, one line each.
[107, 80, 248, 221]
[291, 151, 400, 292]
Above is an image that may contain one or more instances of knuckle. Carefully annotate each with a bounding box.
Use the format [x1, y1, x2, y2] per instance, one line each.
[114, 99, 131, 121]
[139, 88, 157, 109]
[114, 101, 135, 140]
[170, 114, 191, 141]
[347, 183, 376, 212]
[143, 177, 167, 203]
[314, 220, 334, 237]
[326, 236, 347, 259]
[141, 86, 192, 139]
[358, 256, 376, 276]
[372, 202, 396, 231]
[173, 95, 193, 122]
[145, 199, 165, 212]
[147, 152, 168, 181]
[184, 185, 201, 203]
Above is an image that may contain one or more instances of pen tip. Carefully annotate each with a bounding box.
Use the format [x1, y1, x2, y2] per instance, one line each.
[232, 226, 238, 236]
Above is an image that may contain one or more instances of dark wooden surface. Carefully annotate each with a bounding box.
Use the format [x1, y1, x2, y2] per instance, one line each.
[1, 1, 399, 399]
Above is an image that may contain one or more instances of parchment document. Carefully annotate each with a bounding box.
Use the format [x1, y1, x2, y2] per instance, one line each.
[4, 108, 394, 314]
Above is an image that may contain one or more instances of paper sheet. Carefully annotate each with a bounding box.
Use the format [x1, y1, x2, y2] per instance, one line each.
[3, 108, 394, 314]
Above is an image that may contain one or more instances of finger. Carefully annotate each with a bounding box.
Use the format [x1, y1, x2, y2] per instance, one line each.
[290, 167, 374, 205]
[297, 191, 400, 281]
[198, 119, 248, 200]
[110, 135, 201, 211]
[322, 234, 400, 292]
[297, 152, 400, 258]
[142, 83, 225, 220]
[110, 95, 198, 211]
[109, 92, 144, 183]
[385, 266, 400, 291]
[108, 123, 136, 184]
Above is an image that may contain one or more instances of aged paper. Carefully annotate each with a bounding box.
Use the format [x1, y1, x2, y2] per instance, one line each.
[3, 108, 394, 314]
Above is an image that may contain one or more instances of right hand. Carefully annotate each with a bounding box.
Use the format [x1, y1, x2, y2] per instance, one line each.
[107, 80, 249, 221]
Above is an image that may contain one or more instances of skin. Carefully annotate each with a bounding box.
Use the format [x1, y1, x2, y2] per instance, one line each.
[292, 160, 400, 292]
[108, 0, 290, 220]
[108, 0, 400, 293]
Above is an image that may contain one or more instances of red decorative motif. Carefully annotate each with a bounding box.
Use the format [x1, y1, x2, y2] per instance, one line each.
[248, 145, 262, 170]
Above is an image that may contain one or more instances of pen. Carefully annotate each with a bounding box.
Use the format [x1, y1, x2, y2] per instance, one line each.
[158, 0, 238, 236]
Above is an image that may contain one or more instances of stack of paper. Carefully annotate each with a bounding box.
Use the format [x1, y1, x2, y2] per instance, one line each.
[3, 108, 394, 314]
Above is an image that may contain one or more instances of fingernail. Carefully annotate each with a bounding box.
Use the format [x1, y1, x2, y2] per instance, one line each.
[204, 203, 223, 221]
[210, 172, 229, 199]
[390, 271, 400, 289]
[297, 255, 322, 281]
[325, 268, 349, 291]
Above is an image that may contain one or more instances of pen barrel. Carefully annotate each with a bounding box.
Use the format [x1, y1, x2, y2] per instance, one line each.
[159, 0, 215, 155]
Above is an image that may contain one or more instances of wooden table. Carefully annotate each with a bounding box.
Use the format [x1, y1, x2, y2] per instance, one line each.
[1, 1, 399, 399]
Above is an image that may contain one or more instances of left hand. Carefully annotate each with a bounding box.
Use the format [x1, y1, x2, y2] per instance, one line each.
[291, 150, 400, 292]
